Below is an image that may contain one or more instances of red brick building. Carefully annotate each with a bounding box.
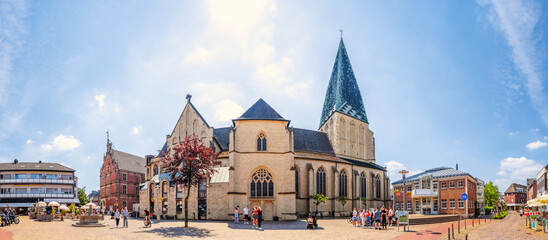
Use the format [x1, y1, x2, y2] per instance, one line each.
[100, 140, 145, 212]
[504, 183, 526, 210]
[392, 166, 477, 216]
[527, 178, 536, 201]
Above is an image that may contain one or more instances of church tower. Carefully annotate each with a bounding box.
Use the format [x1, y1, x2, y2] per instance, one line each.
[319, 38, 375, 162]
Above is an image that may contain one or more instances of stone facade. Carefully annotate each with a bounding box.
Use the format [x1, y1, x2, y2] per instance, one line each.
[139, 38, 390, 221]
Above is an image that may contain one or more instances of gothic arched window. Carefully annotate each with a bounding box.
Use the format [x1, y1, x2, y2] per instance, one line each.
[360, 172, 367, 198]
[295, 167, 299, 197]
[375, 175, 381, 199]
[193, 119, 199, 133]
[250, 168, 274, 197]
[316, 167, 326, 196]
[153, 165, 158, 176]
[257, 132, 267, 151]
[339, 170, 348, 197]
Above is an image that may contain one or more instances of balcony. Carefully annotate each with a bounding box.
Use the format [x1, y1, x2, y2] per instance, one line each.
[412, 189, 438, 198]
[0, 193, 75, 198]
[0, 179, 74, 184]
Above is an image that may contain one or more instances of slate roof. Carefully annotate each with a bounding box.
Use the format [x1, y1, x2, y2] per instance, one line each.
[0, 162, 74, 172]
[505, 183, 526, 194]
[112, 150, 145, 174]
[340, 157, 386, 171]
[235, 99, 288, 122]
[391, 166, 472, 185]
[320, 38, 368, 128]
[157, 143, 168, 157]
[213, 127, 231, 151]
[293, 128, 334, 155]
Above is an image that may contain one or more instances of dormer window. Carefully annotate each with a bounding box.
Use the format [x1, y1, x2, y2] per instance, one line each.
[257, 132, 267, 151]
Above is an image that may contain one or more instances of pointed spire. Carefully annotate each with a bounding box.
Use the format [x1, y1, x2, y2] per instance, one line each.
[319, 38, 368, 128]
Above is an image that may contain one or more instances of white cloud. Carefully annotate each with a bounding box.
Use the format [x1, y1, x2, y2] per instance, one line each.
[544, 136, 548, 140]
[0, 1, 26, 106]
[41, 135, 82, 151]
[25, 139, 33, 144]
[384, 161, 422, 181]
[508, 131, 519, 136]
[526, 140, 548, 150]
[479, 0, 548, 128]
[133, 125, 143, 135]
[94, 94, 105, 110]
[496, 156, 542, 181]
[215, 100, 244, 123]
[183, 46, 219, 65]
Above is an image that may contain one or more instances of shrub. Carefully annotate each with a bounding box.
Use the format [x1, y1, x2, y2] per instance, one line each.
[491, 211, 508, 219]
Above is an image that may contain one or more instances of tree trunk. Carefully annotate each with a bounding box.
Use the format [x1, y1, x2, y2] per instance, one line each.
[184, 184, 191, 228]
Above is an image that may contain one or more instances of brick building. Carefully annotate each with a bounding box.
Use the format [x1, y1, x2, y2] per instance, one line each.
[392, 166, 477, 216]
[527, 178, 536, 201]
[100, 139, 145, 212]
[504, 183, 526, 210]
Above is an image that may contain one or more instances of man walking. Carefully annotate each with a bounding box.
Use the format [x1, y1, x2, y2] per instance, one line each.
[243, 206, 249, 225]
[122, 207, 129, 228]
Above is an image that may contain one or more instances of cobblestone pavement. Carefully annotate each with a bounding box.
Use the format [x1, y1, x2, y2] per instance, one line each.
[4, 216, 462, 240]
[460, 212, 546, 240]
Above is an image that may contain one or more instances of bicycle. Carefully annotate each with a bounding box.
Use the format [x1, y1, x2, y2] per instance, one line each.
[143, 217, 151, 228]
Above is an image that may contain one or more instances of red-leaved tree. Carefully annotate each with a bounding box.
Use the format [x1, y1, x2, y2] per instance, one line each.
[161, 134, 219, 227]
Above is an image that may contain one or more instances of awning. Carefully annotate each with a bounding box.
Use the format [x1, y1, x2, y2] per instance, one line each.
[0, 203, 35, 208]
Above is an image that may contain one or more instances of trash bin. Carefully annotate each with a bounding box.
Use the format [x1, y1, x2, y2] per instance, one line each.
[273, 216, 279, 221]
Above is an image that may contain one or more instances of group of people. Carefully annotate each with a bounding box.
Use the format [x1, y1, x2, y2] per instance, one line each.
[1, 208, 18, 226]
[351, 206, 397, 230]
[233, 206, 263, 230]
[111, 207, 130, 228]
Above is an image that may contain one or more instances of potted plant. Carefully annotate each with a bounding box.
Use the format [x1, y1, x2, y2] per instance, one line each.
[151, 198, 155, 202]
[160, 197, 165, 202]
[394, 189, 401, 196]
[406, 191, 412, 197]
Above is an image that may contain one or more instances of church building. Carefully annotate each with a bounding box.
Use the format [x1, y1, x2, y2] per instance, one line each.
[139, 38, 390, 220]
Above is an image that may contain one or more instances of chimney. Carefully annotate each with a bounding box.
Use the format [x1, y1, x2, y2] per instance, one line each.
[456, 164, 459, 170]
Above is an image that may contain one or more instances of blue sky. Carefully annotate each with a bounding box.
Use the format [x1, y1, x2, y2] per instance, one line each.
[1, 0, 548, 193]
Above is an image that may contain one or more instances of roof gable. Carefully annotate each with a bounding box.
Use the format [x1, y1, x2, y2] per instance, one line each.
[235, 99, 287, 122]
[320, 38, 368, 128]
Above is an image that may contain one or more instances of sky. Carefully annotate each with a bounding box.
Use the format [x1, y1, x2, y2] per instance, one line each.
[1, 0, 548, 194]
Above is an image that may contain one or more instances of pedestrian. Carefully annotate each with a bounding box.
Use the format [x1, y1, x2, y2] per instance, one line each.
[381, 206, 387, 230]
[243, 206, 249, 225]
[257, 206, 263, 230]
[374, 207, 381, 230]
[252, 207, 258, 229]
[388, 207, 393, 226]
[352, 208, 358, 227]
[122, 207, 129, 228]
[360, 209, 366, 228]
[394, 209, 399, 226]
[519, 208, 523, 218]
[115, 209, 120, 228]
[234, 206, 239, 225]
[365, 209, 372, 229]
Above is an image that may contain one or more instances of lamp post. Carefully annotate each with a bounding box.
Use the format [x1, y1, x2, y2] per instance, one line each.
[399, 170, 409, 212]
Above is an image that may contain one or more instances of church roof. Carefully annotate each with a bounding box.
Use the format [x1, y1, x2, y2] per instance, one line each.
[213, 127, 231, 151]
[111, 150, 145, 174]
[157, 142, 168, 157]
[319, 38, 368, 128]
[235, 99, 288, 122]
[293, 128, 334, 154]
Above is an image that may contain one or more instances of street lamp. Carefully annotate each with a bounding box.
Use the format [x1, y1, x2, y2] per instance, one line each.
[399, 170, 409, 212]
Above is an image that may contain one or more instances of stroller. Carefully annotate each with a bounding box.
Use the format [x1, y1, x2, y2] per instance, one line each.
[307, 213, 318, 229]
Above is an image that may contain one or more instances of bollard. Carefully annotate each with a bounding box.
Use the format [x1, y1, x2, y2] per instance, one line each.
[448, 227, 450, 240]
[458, 218, 460, 234]
[452, 224, 454, 239]
[465, 217, 467, 229]
[479, 217, 481, 225]
[472, 217, 474, 227]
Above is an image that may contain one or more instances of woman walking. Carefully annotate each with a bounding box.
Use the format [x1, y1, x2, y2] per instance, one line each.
[234, 206, 239, 226]
[365, 209, 372, 229]
[257, 206, 263, 230]
[360, 209, 366, 228]
[381, 206, 387, 230]
[252, 207, 258, 229]
[388, 207, 393, 226]
[115, 209, 120, 228]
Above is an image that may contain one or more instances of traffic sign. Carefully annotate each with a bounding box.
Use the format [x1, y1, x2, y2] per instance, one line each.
[461, 193, 468, 201]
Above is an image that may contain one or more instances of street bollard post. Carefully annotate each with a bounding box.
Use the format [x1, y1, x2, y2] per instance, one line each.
[458, 218, 460, 233]
[452, 224, 454, 239]
[472, 217, 474, 227]
[465, 234, 468, 240]
[448, 227, 450, 240]
[465, 217, 467, 229]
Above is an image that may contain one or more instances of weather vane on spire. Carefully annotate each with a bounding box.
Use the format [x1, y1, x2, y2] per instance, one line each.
[340, 29, 343, 37]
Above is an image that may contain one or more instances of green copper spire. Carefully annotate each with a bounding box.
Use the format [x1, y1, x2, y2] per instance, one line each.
[319, 38, 368, 128]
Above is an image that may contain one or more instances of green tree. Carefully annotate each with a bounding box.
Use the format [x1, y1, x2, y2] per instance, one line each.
[484, 181, 500, 207]
[336, 196, 348, 214]
[360, 197, 368, 210]
[78, 187, 89, 206]
[311, 194, 329, 212]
